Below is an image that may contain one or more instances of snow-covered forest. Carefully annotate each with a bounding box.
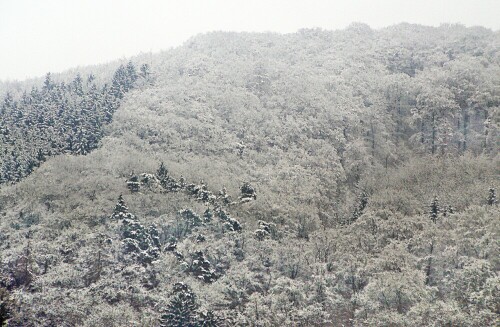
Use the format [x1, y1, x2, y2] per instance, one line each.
[0, 24, 499, 326]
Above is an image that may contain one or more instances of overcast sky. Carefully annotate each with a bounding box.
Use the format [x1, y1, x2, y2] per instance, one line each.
[1, 0, 498, 81]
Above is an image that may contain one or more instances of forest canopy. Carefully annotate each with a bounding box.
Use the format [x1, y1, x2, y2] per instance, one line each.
[0, 24, 498, 326]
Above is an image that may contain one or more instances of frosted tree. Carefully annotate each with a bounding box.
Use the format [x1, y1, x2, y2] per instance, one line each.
[429, 196, 440, 223]
[126, 61, 138, 88]
[121, 214, 160, 264]
[159, 283, 198, 327]
[197, 310, 223, 327]
[140, 63, 151, 79]
[351, 191, 369, 223]
[239, 181, 257, 202]
[487, 187, 496, 205]
[112, 194, 129, 219]
[0, 287, 14, 326]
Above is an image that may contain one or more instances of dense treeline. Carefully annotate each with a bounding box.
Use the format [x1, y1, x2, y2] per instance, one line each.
[0, 61, 150, 183]
[0, 24, 499, 326]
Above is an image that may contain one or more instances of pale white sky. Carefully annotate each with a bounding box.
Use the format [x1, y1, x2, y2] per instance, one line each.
[0, 0, 498, 81]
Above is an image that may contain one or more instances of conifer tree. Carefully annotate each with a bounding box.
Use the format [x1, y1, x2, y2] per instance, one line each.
[197, 310, 223, 327]
[188, 251, 218, 283]
[140, 63, 150, 78]
[351, 191, 369, 223]
[0, 63, 143, 185]
[126, 61, 138, 88]
[487, 187, 497, 206]
[157, 162, 168, 180]
[72, 74, 84, 96]
[0, 287, 14, 326]
[240, 181, 257, 201]
[160, 283, 198, 327]
[113, 194, 128, 218]
[126, 173, 140, 193]
[42, 73, 54, 92]
[429, 196, 440, 223]
[111, 65, 127, 99]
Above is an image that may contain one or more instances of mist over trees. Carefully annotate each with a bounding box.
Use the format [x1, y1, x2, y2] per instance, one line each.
[0, 24, 499, 326]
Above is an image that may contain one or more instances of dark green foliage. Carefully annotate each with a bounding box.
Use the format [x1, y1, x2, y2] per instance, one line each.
[110, 61, 138, 98]
[217, 188, 232, 205]
[165, 240, 178, 252]
[121, 216, 160, 264]
[296, 215, 311, 240]
[111, 65, 127, 99]
[112, 195, 160, 264]
[487, 187, 496, 205]
[140, 63, 151, 80]
[156, 162, 168, 181]
[155, 163, 183, 192]
[197, 310, 223, 327]
[0, 287, 14, 326]
[0, 62, 142, 185]
[159, 283, 198, 327]
[430, 196, 440, 223]
[351, 191, 369, 223]
[159, 283, 224, 326]
[187, 251, 218, 283]
[149, 223, 161, 249]
[179, 209, 203, 229]
[216, 208, 242, 232]
[254, 220, 277, 240]
[0, 26, 499, 327]
[126, 173, 140, 193]
[240, 181, 257, 201]
[112, 194, 130, 220]
[442, 204, 454, 217]
[18, 210, 40, 228]
[186, 181, 215, 204]
[203, 208, 213, 222]
[126, 61, 138, 86]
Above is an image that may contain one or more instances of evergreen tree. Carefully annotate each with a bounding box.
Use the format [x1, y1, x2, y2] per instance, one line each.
[203, 208, 213, 222]
[239, 181, 257, 201]
[126, 61, 138, 88]
[2, 92, 15, 112]
[86, 73, 95, 85]
[121, 216, 160, 264]
[157, 162, 169, 180]
[216, 208, 242, 232]
[0, 63, 143, 185]
[126, 173, 140, 192]
[0, 287, 14, 326]
[254, 220, 278, 241]
[351, 191, 369, 223]
[487, 187, 497, 206]
[429, 196, 440, 223]
[112, 196, 160, 264]
[197, 310, 223, 327]
[113, 194, 128, 218]
[179, 209, 203, 229]
[42, 72, 54, 92]
[111, 65, 127, 99]
[160, 283, 198, 327]
[188, 251, 218, 283]
[72, 74, 84, 96]
[140, 63, 151, 79]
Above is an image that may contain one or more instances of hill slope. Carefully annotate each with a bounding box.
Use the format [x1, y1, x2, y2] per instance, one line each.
[0, 24, 499, 326]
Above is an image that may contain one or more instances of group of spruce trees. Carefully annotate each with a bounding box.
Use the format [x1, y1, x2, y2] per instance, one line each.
[0, 61, 150, 184]
[110, 194, 226, 325]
